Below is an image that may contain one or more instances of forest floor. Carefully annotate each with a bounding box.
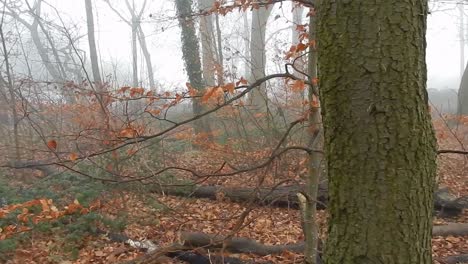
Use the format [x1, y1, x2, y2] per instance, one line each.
[2, 154, 466, 264]
[1, 119, 467, 264]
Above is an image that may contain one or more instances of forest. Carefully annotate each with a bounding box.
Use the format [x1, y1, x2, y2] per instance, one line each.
[0, 0, 467, 263]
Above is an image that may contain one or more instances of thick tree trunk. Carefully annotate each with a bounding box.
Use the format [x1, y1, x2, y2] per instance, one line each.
[317, 1, 437, 263]
[85, 0, 102, 85]
[176, 0, 212, 138]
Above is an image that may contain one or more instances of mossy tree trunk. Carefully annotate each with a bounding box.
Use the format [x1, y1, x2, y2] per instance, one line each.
[176, 0, 212, 137]
[317, 0, 437, 263]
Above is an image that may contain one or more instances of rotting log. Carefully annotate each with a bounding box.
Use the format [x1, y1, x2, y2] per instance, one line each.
[153, 184, 467, 217]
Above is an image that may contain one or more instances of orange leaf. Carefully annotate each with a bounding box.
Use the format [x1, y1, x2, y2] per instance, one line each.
[187, 83, 198, 96]
[69, 153, 79, 161]
[296, 43, 307, 52]
[47, 140, 57, 150]
[119, 128, 137, 138]
[236, 77, 248, 86]
[224, 83, 235, 94]
[118, 86, 130, 94]
[40, 199, 50, 212]
[202, 87, 217, 103]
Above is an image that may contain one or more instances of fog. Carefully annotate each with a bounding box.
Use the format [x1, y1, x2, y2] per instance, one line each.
[24, 0, 468, 91]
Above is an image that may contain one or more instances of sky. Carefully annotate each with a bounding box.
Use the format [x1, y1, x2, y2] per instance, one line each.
[31, 0, 468, 91]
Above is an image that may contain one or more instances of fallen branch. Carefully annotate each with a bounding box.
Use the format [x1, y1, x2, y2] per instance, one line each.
[437, 149, 468, 155]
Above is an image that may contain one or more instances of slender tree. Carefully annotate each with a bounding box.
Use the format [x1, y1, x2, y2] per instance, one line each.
[85, 0, 102, 85]
[104, 0, 155, 89]
[317, 0, 437, 263]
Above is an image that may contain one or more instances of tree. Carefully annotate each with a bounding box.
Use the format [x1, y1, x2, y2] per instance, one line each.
[104, 0, 155, 90]
[175, 0, 212, 138]
[0, 12, 20, 162]
[249, 4, 272, 112]
[85, 0, 102, 85]
[458, 64, 468, 115]
[198, 0, 217, 86]
[317, 0, 437, 263]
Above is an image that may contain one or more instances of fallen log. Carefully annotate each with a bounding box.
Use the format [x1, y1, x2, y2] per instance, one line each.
[435, 187, 468, 217]
[181, 232, 306, 256]
[433, 223, 468, 237]
[179, 225, 466, 258]
[436, 254, 468, 264]
[154, 184, 467, 216]
[157, 184, 329, 209]
[96, 229, 258, 264]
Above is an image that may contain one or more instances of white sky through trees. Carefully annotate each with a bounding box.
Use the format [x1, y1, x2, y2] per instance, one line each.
[36, 0, 466, 91]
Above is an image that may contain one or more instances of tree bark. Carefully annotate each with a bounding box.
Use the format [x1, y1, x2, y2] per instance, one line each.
[85, 0, 102, 85]
[249, 4, 272, 112]
[0, 17, 21, 162]
[317, 1, 437, 263]
[198, 0, 217, 86]
[175, 0, 212, 138]
[458, 62, 468, 115]
[137, 24, 156, 90]
[303, 8, 321, 264]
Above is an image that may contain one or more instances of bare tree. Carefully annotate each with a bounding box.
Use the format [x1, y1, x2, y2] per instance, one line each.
[104, 0, 156, 90]
[85, 0, 102, 85]
[0, 12, 20, 162]
[197, 0, 216, 86]
[249, 4, 272, 112]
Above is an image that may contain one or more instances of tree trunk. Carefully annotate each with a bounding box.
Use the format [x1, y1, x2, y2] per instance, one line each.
[85, 0, 102, 85]
[137, 24, 156, 91]
[243, 11, 250, 79]
[302, 9, 321, 264]
[0, 20, 21, 162]
[198, 0, 216, 86]
[131, 18, 138, 87]
[249, 5, 272, 112]
[317, 1, 437, 263]
[458, 63, 468, 115]
[214, 13, 224, 85]
[291, 5, 305, 104]
[175, 0, 212, 137]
